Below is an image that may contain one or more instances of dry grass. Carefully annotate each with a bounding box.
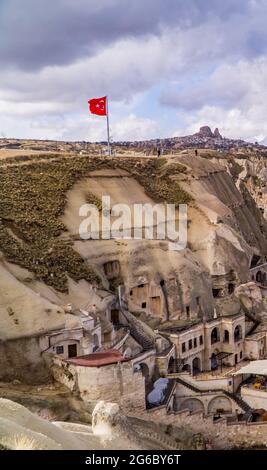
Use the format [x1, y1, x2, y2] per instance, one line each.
[1, 434, 39, 450]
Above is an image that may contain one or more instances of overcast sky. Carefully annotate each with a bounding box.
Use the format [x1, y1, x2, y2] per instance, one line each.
[1, 0, 267, 142]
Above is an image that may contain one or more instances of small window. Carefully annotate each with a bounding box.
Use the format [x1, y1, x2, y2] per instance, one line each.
[189, 339, 193, 350]
[182, 342, 186, 353]
[186, 306, 190, 319]
[160, 280, 165, 287]
[130, 290, 133, 296]
[240, 351, 243, 359]
[56, 345, 64, 355]
[196, 296, 200, 306]
[199, 335, 203, 345]
[138, 284, 144, 288]
[141, 302, 146, 308]
[194, 338, 197, 348]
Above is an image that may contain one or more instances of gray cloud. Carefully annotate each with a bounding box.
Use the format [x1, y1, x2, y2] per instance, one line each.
[0, 0, 249, 71]
[160, 57, 267, 112]
[1, 0, 267, 142]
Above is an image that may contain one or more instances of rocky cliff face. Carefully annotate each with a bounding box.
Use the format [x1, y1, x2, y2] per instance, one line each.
[168, 155, 267, 277]
[0, 147, 266, 358]
[208, 150, 267, 220]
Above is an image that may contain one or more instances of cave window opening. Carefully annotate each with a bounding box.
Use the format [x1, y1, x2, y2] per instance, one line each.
[212, 288, 222, 298]
[228, 283, 235, 294]
[250, 255, 261, 269]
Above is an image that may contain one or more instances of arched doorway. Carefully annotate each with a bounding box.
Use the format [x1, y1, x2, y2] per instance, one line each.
[92, 334, 100, 352]
[182, 363, 191, 374]
[228, 283, 235, 294]
[110, 309, 120, 325]
[68, 343, 78, 358]
[180, 398, 204, 413]
[207, 396, 232, 414]
[211, 327, 220, 344]
[224, 330, 230, 343]
[256, 271, 263, 283]
[192, 357, 201, 376]
[234, 325, 242, 342]
[168, 357, 175, 374]
[139, 362, 150, 385]
[211, 353, 218, 371]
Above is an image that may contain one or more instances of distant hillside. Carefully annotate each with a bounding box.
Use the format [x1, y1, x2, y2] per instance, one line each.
[1, 127, 267, 154]
[115, 126, 267, 152]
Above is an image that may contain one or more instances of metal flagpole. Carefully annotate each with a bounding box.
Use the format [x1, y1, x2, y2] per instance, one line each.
[106, 96, 111, 156]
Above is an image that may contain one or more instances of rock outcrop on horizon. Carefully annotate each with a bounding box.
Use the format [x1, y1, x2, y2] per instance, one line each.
[114, 126, 266, 151]
[194, 126, 215, 138]
[194, 126, 223, 139]
[213, 127, 222, 139]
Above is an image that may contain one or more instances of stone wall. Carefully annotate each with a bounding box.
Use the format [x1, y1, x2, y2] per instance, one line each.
[245, 335, 266, 360]
[241, 386, 267, 409]
[52, 356, 146, 411]
[126, 406, 267, 449]
[156, 344, 176, 375]
[173, 382, 242, 415]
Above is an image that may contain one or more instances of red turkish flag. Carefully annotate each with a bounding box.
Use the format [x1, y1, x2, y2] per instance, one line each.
[88, 96, 107, 116]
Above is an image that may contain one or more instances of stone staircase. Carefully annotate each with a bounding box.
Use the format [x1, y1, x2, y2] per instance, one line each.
[128, 416, 179, 450]
[247, 319, 261, 336]
[223, 390, 251, 416]
[242, 308, 261, 336]
[120, 308, 155, 350]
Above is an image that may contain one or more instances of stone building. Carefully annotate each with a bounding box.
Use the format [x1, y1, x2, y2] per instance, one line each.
[158, 312, 245, 374]
[250, 262, 267, 296]
[52, 349, 150, 411]
[39, 312, 102, 359]
[244, 332, 266, 360]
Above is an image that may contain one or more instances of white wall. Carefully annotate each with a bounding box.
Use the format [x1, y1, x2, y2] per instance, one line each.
[241, 386, 267, 410]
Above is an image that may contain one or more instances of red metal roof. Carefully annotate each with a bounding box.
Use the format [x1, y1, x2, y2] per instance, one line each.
[67, 349, 128, 367]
